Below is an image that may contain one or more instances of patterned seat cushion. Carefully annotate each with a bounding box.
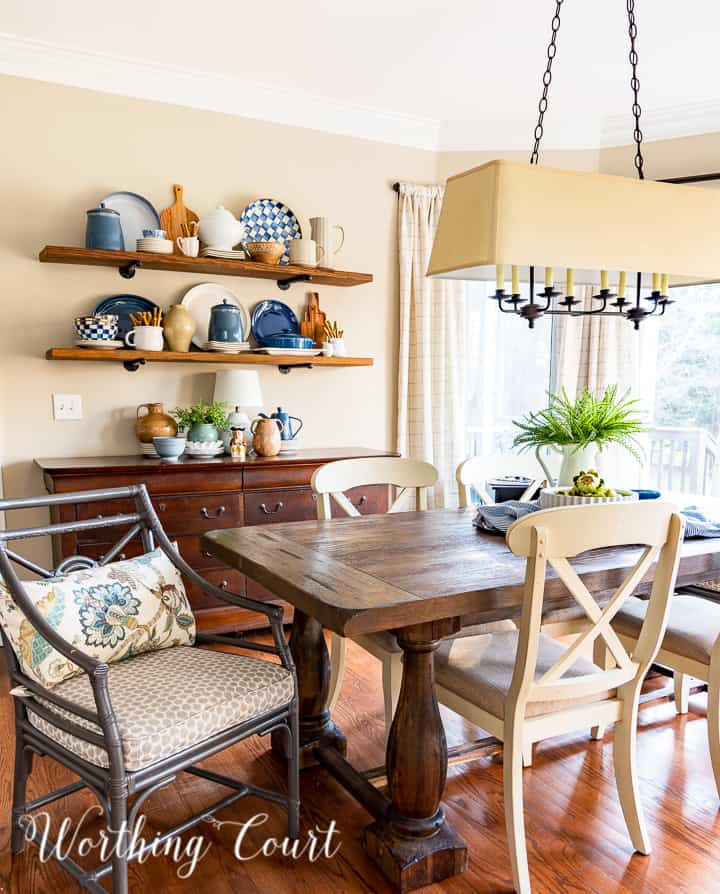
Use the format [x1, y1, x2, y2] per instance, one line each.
[25, 646, 294, 771]
[0, 548, 195, 688]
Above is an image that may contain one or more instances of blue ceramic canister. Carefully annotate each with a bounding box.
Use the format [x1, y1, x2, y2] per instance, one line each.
[86, 203, 125, 251]
[208, 299, 243, 342]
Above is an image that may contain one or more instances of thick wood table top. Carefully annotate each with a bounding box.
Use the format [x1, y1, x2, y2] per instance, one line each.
[203, 508, 720, 637]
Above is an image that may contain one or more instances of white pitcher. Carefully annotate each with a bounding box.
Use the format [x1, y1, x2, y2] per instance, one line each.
[310, 217, 345, 268]
[536, 443, 599, 486]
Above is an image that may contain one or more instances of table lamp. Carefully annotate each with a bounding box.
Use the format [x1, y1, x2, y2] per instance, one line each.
[213, 370, 263, 434]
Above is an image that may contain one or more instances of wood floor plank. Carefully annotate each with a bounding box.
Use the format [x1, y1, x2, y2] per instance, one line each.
[2, 637, 720, 892]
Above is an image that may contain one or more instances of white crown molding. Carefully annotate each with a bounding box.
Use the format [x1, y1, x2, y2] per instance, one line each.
[0, 32, 442, 151]
[2, 32, 719, 153]
[600, 99, 720, 148]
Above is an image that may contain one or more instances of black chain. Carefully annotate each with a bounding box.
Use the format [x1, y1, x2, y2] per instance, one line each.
[627, 0, 644, 179]
[530, 0, 563, 165]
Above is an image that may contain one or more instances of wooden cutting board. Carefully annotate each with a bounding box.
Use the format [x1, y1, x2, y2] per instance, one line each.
[160, 184, 199, 251]
[300, 292, 327, 344]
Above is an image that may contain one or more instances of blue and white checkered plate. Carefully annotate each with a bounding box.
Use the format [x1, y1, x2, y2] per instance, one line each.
[239, 198, 302, 265]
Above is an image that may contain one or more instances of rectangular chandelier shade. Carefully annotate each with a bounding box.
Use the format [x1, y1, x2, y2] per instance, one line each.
[427, 159, 720, 288]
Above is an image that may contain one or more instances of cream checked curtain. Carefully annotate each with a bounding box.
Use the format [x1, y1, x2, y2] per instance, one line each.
[396, 183, 467, 507]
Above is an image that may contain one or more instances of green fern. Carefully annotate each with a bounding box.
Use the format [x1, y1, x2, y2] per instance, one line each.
[512, 386, 648, 461]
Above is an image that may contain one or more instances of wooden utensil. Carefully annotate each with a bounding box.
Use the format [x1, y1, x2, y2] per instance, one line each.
[160, 184, 199, 253]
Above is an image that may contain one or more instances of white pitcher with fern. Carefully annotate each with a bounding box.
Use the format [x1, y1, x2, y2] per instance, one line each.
[513, 386, 647, 487]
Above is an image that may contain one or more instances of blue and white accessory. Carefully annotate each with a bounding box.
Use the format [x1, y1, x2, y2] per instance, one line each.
[239, 198, 302, 265]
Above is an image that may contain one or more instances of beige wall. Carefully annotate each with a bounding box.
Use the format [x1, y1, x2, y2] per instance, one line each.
[599, 132, 720, 179]
[0, 75, 437, 509]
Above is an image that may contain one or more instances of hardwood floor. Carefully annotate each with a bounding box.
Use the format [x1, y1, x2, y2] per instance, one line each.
[1, 636, 719, 893]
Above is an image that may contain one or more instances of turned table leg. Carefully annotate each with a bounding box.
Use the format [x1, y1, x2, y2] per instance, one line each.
[364, 619, 468, 891]
[272, 609, 346, 767]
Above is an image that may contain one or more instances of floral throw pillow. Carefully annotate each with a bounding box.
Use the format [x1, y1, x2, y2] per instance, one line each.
[0, 547, 196, 689]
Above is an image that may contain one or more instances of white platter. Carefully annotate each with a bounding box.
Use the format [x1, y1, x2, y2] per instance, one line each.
[184, 440, 225, 457]
[181, 283, 249, 349]
[251, 347, 322, 357]
[100, 191, 161, 249]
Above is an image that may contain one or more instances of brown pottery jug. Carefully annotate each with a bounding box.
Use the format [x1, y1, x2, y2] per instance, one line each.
[135, 403, 178, 443]
[251, 417, 282, 457]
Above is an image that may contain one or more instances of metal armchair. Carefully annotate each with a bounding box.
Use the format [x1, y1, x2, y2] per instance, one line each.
[0, 484, 298, 894]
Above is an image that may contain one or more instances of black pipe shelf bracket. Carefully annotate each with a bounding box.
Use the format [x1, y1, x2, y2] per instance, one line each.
[278, 363, 314, 375]
[122, 357, 146, 372]
[119, 260, 142, 279]
[276, 274, 312, 291]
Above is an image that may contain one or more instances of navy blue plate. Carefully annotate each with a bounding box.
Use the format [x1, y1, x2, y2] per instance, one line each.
[251, 300, 299, 344]
[632, 489, 662, 500]
[94, 295, 160, 339]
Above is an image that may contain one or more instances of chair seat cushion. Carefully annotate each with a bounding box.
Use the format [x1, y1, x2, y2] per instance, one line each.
[0, 547, 195, 689]
[363, 619, 517, 655]
[615, 593, 720, 665]
[26, 646, 294, 771]
[435, 631, 605, 719]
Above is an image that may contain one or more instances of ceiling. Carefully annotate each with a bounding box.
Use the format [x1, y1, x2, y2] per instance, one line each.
[1, 1, 717, 150]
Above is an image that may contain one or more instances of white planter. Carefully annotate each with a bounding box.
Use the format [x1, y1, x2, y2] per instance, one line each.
[540, 487, 639, 509]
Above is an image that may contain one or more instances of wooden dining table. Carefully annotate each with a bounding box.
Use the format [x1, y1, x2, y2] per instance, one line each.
[202, 507, 720, 892]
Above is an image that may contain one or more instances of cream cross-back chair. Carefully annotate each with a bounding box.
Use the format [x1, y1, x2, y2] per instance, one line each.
[434, 501, 684, 893]
[312, 457, 515, 740]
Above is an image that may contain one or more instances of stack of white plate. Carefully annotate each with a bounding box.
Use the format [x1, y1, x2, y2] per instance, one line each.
[136, 237, 174, 254]
[200, 248, 248, 260]
[185, 440, 225, 457]
[139, 441, 158, 456]
[204, 341, 251, 353]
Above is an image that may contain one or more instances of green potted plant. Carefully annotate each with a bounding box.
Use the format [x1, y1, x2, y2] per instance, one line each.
[512, 385, 648, 485]
[172, 400, 229, 443]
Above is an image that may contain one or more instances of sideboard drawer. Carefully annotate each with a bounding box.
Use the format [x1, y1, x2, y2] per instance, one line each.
[244, 489, 318, 526]
[184, 568, 246, 610]
[78, 535, 221, 570]
[153, 493, 243, 535]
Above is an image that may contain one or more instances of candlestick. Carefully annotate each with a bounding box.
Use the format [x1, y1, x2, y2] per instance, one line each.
[511, 265, 519, 294]
[495, 264, 504, 290]
[618, 271, 627, 298]
[652, 272, 660, 292]
[660, 273, 668, 294]
[545, 266, 553, 288]
[600, 270, 608, 291]
[566, 268, 574, 295]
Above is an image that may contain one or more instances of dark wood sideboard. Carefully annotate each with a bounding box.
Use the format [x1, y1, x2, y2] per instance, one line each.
[35, 448, 396, 633]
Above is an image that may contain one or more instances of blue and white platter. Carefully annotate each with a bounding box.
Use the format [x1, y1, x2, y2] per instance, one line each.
[94, 295, 160, 339]
[251, 300, 300, 344]
[239, 198, 302, 265]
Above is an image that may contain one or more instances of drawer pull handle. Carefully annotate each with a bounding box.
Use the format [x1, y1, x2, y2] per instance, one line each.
[354, 495, 368, 507]
[259, 501, 284, 515]
[201, 506, 226, 519]
[157, 503, 167, 512]
[219, 580, 229, 590]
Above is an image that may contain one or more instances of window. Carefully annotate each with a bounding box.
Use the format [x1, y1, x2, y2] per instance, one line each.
[645, 284, 720, 495]
[465, 283, 553, 456]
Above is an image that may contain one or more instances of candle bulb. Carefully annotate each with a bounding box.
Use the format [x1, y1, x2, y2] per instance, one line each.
[495, 264, 504, 291]
[652, 272, 660, 292]
[618, 271, 627, 298]
[661, 273, 668, 295]
[566, 268, 574, 295]
[600, 270, 608, 291]
[545, 266, 553, 288]
[511, 265, 519, 294]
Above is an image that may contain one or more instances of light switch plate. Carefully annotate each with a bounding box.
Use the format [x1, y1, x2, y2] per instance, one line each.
[52, 393, 82, 420]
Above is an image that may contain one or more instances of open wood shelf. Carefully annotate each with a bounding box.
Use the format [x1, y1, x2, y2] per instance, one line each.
[46, 347, 373, 373]
[39, 245, 373, 289]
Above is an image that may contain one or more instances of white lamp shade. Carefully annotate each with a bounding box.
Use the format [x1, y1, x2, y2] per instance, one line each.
[213, 370, 263, 409]
[428, 159, 720, 287]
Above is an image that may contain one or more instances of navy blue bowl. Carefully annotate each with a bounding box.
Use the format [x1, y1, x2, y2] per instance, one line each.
[259, 334, 315, 349]
[632, 489, 662, 500]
